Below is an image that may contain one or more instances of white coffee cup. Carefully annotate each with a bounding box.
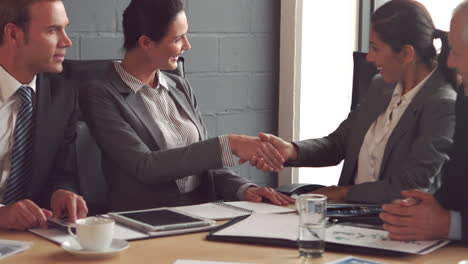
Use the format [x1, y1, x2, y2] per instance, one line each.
[67, 217, 114, 251]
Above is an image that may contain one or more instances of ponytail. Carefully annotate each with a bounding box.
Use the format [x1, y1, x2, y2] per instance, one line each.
[433, 29, 458, 88]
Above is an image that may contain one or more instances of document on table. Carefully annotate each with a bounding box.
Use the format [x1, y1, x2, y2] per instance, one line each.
[174, 201, 294, 220]
[326, 256, 384, 264]
[210, 214, 449, 255]
[0, 239, 33, 260]
[30, 216, 217, 244]
[325, 224, 449, 255]
[214, 213, 298, 241]
[174, 260, 255, 264]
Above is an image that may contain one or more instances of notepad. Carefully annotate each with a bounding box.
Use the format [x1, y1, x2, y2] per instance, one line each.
[173, 201, 295, 220]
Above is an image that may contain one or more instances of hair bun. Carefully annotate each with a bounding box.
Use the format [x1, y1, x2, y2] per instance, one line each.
[433, 29, 447, 39]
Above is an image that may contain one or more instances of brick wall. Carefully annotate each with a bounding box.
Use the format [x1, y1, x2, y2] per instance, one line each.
[64, 0, 280, 186]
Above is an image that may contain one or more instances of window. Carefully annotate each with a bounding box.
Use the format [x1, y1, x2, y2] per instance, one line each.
[418, 0, 462, 31]
[297, 1, 359, 186]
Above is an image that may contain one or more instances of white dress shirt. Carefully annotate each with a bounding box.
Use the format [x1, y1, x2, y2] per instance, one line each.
[355, 68, 435, 184]
[0, 66, 36, 202]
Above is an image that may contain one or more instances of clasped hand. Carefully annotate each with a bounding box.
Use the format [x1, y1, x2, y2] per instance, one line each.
[380, 190, 450, 241]
[236, 133, 297, 172]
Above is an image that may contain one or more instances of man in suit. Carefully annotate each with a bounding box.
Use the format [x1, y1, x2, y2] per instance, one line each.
[379, 1, 468, 242]
[0, 0, 87, 230]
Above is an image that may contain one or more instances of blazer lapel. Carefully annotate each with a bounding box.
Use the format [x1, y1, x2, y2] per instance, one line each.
[165, 76, 205, 139]
[340, 80, 395, 185]
[379, 69, 446, 178]
[107, 68, 169, 149]
[29, 74, 51, 195]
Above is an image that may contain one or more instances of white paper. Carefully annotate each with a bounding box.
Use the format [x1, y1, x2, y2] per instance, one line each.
[326, 256, 384, 264]
[223, 201, 294, 214]
[215, 213, 298, 241]
[30, 222, 217, 244]
[174, 260, 255, 264]
[174, 203, 248, 220]
[211, 214, 449, 255]
[174, 201, 294, 220]
[0, 239, 33, 260]
[29, 222, 147, 244]
[325, 225, 449, 255]
[146, 223, 217, 237]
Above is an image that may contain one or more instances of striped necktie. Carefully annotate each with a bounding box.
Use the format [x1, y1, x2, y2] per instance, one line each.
[4, 86, 34, 205]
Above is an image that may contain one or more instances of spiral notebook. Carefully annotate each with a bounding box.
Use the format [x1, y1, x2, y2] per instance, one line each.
[173, 201, 295, 220]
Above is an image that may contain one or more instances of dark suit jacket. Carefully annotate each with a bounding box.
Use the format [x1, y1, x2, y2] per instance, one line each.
[289, 69, 456, 204]
[27, 73, 79, 207]
[80, 64, 249, 211]
[436, 86, 468, 243]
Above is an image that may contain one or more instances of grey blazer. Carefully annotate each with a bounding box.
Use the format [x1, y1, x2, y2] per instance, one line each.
[290, 69, 456, 204]
[79, 65, 249, 211]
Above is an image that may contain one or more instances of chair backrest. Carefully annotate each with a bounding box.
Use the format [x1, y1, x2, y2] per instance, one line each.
[68, 58, 185, 215]
[351, 52, 378, 110]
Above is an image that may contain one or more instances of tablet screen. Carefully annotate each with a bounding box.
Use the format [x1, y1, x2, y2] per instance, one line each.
[119, 209, 204, 226]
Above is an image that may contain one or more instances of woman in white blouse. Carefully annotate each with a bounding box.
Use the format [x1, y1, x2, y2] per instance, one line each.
[249, 0, 458, 204]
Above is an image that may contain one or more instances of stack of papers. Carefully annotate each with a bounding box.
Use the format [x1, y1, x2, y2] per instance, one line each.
[174, 201, 295, 220]
[30, 217, 216, 245]
[0, 239, 33, 260]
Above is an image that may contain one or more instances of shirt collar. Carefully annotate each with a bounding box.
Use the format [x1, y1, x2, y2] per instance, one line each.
[0, 65, 36, 103]
[114, 62, 169, 93]
[392, 67, 437, 104]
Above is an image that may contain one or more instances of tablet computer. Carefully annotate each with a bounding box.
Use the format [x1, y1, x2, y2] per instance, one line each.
[108, 208, 215, 232]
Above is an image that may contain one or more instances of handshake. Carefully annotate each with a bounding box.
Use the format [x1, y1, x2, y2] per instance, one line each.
[228, 133, 297, 173]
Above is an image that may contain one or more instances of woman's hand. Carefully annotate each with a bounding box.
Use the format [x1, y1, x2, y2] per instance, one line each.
[229, 135, 285, 172]
[239, 133, 298, 172]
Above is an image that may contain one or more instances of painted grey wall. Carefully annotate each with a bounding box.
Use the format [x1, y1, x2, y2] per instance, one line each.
[63, 0, 280, 187]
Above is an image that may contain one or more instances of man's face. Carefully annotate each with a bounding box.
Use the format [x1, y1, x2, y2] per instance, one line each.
[18, 0, 71, 75]
[448, 13, 468, 88]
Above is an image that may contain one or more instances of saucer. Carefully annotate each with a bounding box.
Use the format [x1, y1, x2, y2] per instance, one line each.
[61, 239, 129, 259]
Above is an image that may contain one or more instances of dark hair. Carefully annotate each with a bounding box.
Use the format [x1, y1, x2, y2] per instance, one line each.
[0, 0, 60, 45]
[371, 0, 457, 87]
[122, 0, 184, 50]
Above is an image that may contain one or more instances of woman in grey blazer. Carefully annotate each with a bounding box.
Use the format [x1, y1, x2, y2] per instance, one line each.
[250, 0, 458, 204]
[79, 0, 293, 211]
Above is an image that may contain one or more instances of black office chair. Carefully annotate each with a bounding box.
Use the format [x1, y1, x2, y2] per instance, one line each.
[64, 58, 185, 215]
[350, 52, 378, 110]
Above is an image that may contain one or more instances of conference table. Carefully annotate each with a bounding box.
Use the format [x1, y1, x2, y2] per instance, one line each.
[1, 227, 468, 264]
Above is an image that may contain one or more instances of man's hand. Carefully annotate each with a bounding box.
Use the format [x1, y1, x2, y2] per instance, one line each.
[0, 200, 52, 230]
[243, 187, 295, 206]
[50, 189, 88, 223]
[310, 185, 352, 202]
[380, 190, 450, 241]
[229, 135, 284, 172]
